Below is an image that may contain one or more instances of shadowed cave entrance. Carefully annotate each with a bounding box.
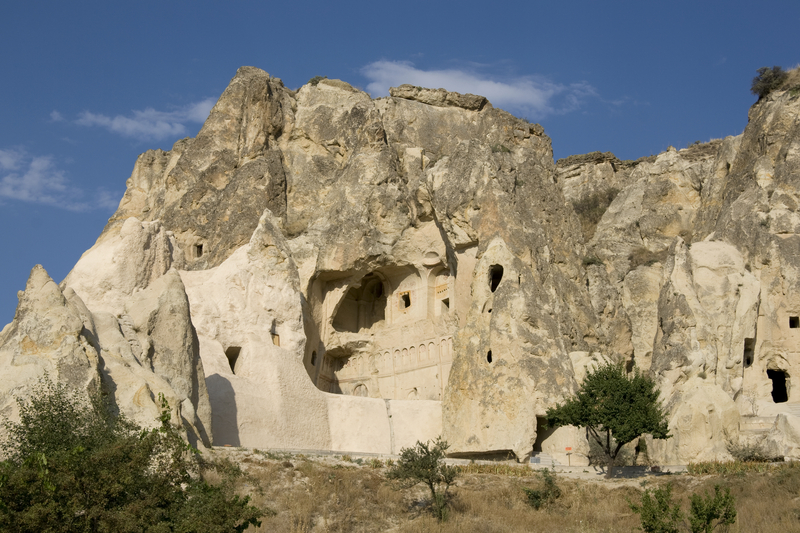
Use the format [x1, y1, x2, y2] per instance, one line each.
[767, 369, 789, 403]
[332, 274, 388, 333]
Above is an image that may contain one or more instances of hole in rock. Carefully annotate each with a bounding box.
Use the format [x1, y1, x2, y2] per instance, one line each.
[441, 298, 450, 310]
[311, 351, 317, 366]
[743, 338, 755, 368]
[400, 292, 411, 309]
[195, 243, 204, 258]
[489, 265, 504, 293]
[791, 316, 799, 329]
[225, 347, 241, 374]
[487, 350, 493, 363]
[271, 333, 280, 346]
[353, 384, 368, 397]
[767, 369, 788, 403]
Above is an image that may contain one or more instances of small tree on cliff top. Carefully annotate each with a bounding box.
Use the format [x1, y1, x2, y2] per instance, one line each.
[751, 66, 788, 100]
[546, 362, 670, 476]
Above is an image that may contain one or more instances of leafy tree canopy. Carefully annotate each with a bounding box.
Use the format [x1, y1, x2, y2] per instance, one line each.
[0, 378, 264, 533]
[546, 362, 670, 473]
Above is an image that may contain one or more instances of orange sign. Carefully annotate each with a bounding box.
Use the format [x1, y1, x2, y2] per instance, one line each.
[565, 447, 572, 451]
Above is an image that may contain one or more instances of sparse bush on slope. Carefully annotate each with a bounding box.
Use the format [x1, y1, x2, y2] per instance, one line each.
[751, 66, 788, 99]
[387, 436, 458, 521]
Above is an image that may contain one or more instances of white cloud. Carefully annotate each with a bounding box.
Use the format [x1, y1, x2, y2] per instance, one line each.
[0, 148, 24, 171]
[0, 149, 117, 212]
[50, 110, 64, 122]
[361, 60, 596, 119]
[76, 98, 216, 141]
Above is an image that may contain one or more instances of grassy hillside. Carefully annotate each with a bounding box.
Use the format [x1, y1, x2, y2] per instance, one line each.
[212, 450, 800, 532]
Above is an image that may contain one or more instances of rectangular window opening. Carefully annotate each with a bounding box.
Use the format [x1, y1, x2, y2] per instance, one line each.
[195, 243, 204, 258]
[790, 316, 799, 329]
[400, 292, 411, 309]
[743, 338, 755, 368]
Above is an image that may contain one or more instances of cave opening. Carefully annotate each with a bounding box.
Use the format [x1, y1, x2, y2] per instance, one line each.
[767, 369, 788, 403]
[743, 338, 755, 368]
[487, 350, 493, 363]
[332, 273, 389, 332]
[489, 265, 504, 293]
[311, 351, 317, 366]
[225, 346, 241, 374]
[195, 243, 204, 258]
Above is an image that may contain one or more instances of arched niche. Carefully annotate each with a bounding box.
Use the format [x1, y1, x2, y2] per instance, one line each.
[331, 272, 390, 333]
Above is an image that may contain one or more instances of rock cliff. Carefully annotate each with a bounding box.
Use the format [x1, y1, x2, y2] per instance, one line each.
[2, 66, 800, 464]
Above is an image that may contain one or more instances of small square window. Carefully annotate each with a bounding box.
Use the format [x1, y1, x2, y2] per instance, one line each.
[790, 316, 799, 329]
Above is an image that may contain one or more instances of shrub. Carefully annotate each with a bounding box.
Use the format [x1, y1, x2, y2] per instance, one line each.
[751, 66, 788, 99]
[387, 436, 458, 521]
[582, 254, 603, 267]
[0, 379, 263, 532]
[631, 483, 737, 533]
[308, 75, 328, 86]
[629, 247, 669, 270]
[630, 483, 683, 533]
[688, 485, 736, 533]
[571, 188, 619, 239]
[522, 469, 562, 510]
[726, 440, 776, 463]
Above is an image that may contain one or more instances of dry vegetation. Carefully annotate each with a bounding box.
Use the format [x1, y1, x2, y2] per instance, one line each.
[210, 450, 800, 532]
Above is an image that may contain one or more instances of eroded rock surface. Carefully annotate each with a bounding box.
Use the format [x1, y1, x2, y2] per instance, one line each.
[3, 66, 800, 463]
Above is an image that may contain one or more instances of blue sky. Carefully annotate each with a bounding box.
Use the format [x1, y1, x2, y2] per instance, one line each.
[1, 1, 798, 325]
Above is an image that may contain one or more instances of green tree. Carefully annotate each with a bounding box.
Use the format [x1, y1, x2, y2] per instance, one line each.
[387, 437, 458, 521]
[0, 378, 263, 532]
[751, 66, 788, 99]
[546, 362, 670, 477]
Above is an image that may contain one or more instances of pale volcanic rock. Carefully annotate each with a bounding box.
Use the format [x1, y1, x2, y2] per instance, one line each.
[63, 217, 184, 316]
[4, 66, 800, 464]
[0, 266, 101, 422]
[123, 270, 213, 447]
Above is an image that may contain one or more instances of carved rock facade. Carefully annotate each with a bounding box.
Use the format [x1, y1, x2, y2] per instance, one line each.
[2, 66, 800, 464]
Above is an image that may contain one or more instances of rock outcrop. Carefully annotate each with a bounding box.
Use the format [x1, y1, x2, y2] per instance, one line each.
[2, 66, 800, 464]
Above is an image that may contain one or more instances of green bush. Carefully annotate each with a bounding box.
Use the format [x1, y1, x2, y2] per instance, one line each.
[751, 66, 788, 99]
[630, 483, 683, 533]
[308, 75, 328, 86]
[387, 437, 458, 521]
[631, 483, 737, 533]
[0, 379, 264, 532]
[522, 469, 562, 510]
[688, 485, 736, 533]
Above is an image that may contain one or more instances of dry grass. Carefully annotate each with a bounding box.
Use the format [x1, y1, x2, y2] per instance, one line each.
[218, 452, 800, 532]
